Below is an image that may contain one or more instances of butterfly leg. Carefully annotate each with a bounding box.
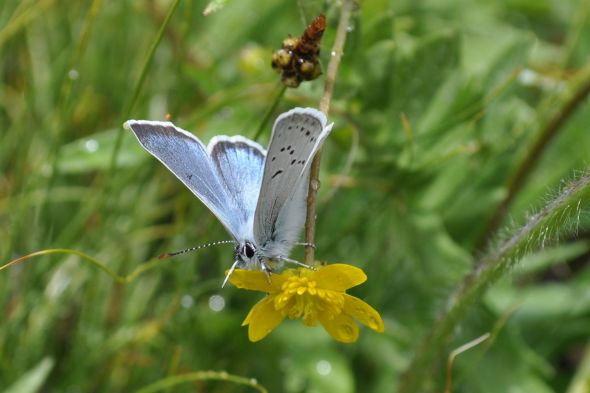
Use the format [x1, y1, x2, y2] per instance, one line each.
[277, 256, 317, 270]
[261, 261, 273, 284]
[295, 242, 316, 249]
[222, 260, 240, 288]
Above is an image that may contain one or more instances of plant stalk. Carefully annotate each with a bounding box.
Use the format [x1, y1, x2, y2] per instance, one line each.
[304, 0, 353, 265]
[476, 73, 590, 251]
[400, 172, 590, 392]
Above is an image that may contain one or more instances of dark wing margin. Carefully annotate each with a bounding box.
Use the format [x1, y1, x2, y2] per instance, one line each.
[124, 120, 241, 239]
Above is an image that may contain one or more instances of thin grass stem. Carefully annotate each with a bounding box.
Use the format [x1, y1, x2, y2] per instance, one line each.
[133, 371, 268, 393]
[304, 0, 353, 265]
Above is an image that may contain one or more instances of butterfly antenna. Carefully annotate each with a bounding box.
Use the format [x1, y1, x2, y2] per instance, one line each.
[222, 260, 240, 288]
[159, 240, 236, 259]
[278, 256, 316, 270]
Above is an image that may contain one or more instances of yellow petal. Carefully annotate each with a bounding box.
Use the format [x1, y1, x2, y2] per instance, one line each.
[312, 264, 367, 291]
[342, 294, 385, 332]
[318, 311, 359, 343]
[227, 269, 286, 293]
[243, 296, 285, 342]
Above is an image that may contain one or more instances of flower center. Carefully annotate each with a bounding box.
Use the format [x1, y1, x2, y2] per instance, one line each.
[274, 275, 344, 326]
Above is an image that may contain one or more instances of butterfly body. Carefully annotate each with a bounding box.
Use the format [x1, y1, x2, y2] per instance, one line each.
[125, 108, 333, 278]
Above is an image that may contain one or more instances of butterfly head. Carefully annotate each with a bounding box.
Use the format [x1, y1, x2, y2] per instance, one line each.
[234, 240, 259, 268]
[234, 240, 274, 275]
[223, 240, 273, 288]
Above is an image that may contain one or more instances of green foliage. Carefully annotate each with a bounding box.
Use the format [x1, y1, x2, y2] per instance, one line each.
[2, 0, 590, 392]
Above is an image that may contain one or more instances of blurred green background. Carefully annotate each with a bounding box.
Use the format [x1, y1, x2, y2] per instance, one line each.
[2, 0, 590, 392]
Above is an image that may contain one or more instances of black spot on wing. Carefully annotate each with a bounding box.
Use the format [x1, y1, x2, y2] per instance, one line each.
[272, 170, 283, 179]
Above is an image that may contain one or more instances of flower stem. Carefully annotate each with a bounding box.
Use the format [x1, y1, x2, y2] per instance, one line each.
[400, 172, 590, 392]
[304, 0, 353, 265]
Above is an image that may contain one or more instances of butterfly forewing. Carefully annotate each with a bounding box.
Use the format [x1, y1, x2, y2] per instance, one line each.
[253, 108, 333, 256]
[208, 136, 266, 240]
[125, 121, 245, 240]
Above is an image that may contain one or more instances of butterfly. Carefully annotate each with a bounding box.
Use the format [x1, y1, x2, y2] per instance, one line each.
[125, 108, 333, 284]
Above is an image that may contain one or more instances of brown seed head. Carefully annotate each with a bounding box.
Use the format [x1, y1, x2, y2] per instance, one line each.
[296, 14, 326, 56]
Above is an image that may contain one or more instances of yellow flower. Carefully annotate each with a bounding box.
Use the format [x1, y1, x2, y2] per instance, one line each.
[228, 263, 385, 343]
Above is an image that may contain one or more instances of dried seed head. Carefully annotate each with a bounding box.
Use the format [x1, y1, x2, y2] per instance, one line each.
[271, 14, 326, 88]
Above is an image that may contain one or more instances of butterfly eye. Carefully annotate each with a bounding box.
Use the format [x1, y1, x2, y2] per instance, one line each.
[244, 243, 255, 258]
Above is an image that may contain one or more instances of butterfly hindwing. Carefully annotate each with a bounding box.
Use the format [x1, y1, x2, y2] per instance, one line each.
[208, 136, 266, 241]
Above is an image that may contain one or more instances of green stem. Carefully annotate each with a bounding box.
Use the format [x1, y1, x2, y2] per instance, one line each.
[108, 0, 181, 176]
[566, 339, 590, 393]
[476, 71, 590, 250]
[252, 84, 287, 141]
[0, 0, 55, 47]
[1, 249, 124, 283]
[1, 248, 174, 284]
[400, 172, 590, 392]
[134, 371, 268, 393]
[47, 0, 180, 251]
[40, 0, 101, 238]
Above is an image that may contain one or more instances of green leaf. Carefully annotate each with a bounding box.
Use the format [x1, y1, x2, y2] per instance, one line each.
[202, 0, 229, 16]
[390, 30, 461, 123]
[5, 358, 54, 393]
[57, 128, 146, 174]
